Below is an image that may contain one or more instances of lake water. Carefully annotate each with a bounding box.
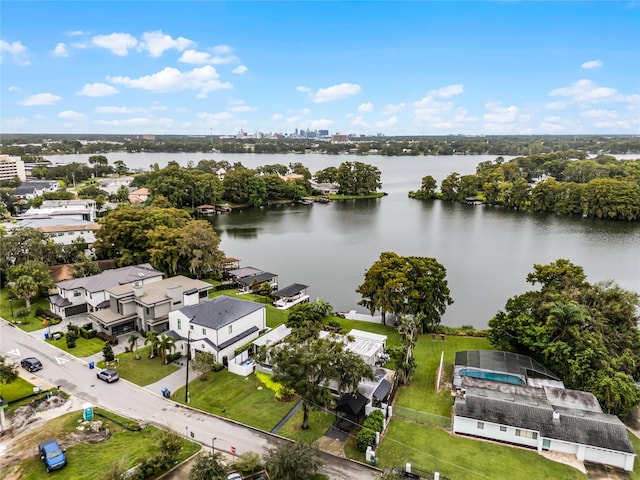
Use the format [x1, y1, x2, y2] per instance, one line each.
[46, 152, 640, 328]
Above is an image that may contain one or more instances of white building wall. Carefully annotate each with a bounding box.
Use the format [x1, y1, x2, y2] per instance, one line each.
[584, 446, 634, 471]
[452, 416, 540, 448]
[548, 438, 580, 455]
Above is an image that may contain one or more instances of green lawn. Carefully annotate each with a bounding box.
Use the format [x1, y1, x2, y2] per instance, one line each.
[375, 418, 587, 480]
[0, 288, 52, 332]
[276, 407, 335, 444]
[46, 335, 106, 357]
[395, 335, 492, 416]
[0, 409, 200, 480]
[0, 376, 39, 404]
[173, 370, 296, 432]
[628, 431, 640, 480]
[96, 346, 179, 386]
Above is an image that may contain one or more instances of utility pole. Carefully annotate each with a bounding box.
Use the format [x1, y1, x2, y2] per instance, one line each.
[185, 330, 191, 403]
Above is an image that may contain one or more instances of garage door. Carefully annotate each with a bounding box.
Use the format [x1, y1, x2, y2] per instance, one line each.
[584, 446, 628, 469]
[65, 303, 88, 317]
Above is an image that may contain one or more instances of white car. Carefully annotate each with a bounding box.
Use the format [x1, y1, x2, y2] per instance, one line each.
[227, 473, 243, 480]
[96, 369, 119, 383]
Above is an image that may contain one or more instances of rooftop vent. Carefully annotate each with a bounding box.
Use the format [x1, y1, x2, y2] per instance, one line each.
[552, 411, 560, 420]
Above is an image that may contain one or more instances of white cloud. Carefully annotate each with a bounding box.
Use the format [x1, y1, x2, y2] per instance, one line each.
[0, 40, 30, 65]
[312, 83, 361, 103]
[382, 103, 406, 114]
[196, 111, 234, 125]
[483, 102, 519, 124]
[233, 65, 248, 74]
[350, 116, 370, 127]
[580, 109, 619, 120]
[107, 66, 233, 96]
[285, 115, 301, 124]
[229, 105, 256, 112]
[19, 93, 62, 106]
[212, 45, 233, 55]
[581, 60, 602, 69]
[550, 79, 618, 104]
[296, 86, 311, 93]
[427, 84, 463, 98]
[139, 31, 194, 57]
[8, 86, 21, 92]
[78, 82, 119, 97]
[92, 33, 138, 56]
[178, 49, 236, 65]
[95, 106, 139, 114]
[545, 101, 566, 111]
[93, 117, 176, 128]
[271, 113, 283, 120]
[58, 110, 85, 120]
[307, 119, 334, 129]
[53, 43, 69, 57]
[376, 116, 398, 128]
[67, 30, 87, 37]
[300, 108, 311, 115]
[358, 102, 374, 113]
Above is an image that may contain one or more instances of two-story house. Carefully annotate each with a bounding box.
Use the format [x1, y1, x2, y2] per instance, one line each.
[89, 276, 212, 336]
[49, 264, 164, 319]
[167, 295, 266, 365]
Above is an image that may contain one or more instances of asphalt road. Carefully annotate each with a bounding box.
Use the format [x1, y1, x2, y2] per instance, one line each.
[0, 320, 380, 480]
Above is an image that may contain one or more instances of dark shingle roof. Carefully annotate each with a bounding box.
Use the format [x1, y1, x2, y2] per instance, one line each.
[56, 264, 163, 292]
[455, 380, 634, 454]
[273, 283, 308, 298]
[236, 272, 277, 286]
[181, 296, 264, 330]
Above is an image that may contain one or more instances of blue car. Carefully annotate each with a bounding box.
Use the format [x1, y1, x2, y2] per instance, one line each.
[38, 439, 67, 472]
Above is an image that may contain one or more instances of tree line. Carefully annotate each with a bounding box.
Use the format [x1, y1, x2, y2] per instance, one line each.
[3, 134, 640, 157]
[410, 152, 640, 221]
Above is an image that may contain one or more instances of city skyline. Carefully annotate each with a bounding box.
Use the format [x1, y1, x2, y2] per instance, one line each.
[1, 1, 638, 137]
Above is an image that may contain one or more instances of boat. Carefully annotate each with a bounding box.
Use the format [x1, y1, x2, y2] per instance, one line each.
[297, 198, 314, 205]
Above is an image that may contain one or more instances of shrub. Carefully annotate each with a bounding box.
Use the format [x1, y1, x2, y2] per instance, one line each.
[79, 328, 96, 339]
[366, 409, 385, 432]
[356, 427, 376, 452]
[166, 352, 182, 363]
[34, 306, 44, 317]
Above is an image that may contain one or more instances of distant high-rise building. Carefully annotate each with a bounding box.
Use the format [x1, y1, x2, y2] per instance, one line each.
[0, 154, 26, 181]
[318, 129, 329, 137]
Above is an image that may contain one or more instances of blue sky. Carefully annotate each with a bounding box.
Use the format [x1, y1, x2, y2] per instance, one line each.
[1, 1, 638, 136]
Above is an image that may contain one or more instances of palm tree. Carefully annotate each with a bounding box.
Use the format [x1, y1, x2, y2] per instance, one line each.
[158, 333, 176, 365]
[144, 331, 159, 359]
[128, 334, 141, 360]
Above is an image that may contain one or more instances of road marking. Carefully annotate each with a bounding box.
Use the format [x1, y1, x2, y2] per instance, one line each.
[7, 348, 20, 356]
[55, 357, 69, 365]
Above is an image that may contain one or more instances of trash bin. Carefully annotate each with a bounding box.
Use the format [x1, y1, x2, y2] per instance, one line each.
[162, 387, 171, 399]
[44, 333, 49, 340]
[89, 361, 95, 369]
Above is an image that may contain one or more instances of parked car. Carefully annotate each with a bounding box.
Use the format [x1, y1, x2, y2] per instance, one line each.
[227, 473, 243, 480]
[21, 357, 43, 372]
[38, 439, 67, 472]
[96, 369, 119, 383]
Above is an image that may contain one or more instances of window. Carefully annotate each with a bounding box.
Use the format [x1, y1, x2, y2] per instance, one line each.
[145, 307, 150, 315]
[177, 319, 181, 330]
[228, 325, 233, 334]
[476, 422, 484, 430]
[515, 429, 537, 440]
[73, 290, 82, 297]
[202, 328, 207, 335]
[190, 325, 194, 330]
[499, 426, 507, 432]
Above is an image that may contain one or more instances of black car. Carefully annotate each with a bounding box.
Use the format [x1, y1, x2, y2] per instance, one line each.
[21, 357, 43, 372]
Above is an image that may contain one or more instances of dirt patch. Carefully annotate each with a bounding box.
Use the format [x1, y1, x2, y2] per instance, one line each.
[0, 394, 110, 478]
[315, 436, 346, 458]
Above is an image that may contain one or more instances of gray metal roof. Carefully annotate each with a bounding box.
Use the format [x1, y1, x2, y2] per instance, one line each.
[455, 350, 560, 381]
[455, 378, 634, 454]
[181, 295, 264, 330]
[273, 283, 308, 298]
[56, 264, 163, 292]
[236, 272, 277, 286]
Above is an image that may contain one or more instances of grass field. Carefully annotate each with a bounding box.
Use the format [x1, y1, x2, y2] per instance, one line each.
[0, 409, 200, 480]
[96, 346, 179, 386]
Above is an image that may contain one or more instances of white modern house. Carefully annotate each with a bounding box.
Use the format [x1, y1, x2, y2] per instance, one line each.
[49, 264, 164, 319]
[90, 276, 212, 336]
[167, 295, 266, 366]
[272, 283, 309, 309]
[452, 351, 635, 471]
